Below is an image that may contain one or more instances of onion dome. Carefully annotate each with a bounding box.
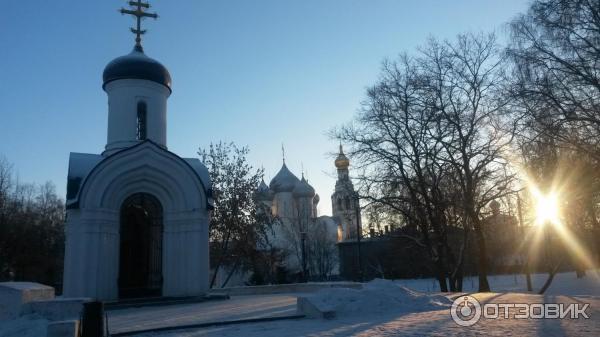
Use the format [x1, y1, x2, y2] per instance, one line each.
[335, 144, 350, 169]
[256, 179, 273, 201]
[293, 176, 316, 198]
[313, 193, 320, 204]
[103, 45, 172, 92]
[269, 163, 300, 193]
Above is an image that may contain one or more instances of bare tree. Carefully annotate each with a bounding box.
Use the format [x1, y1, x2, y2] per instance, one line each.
[336, 33, 515, 292]
[307, 219, 338, 281]
[199, 142, 269, 288]
[335, 54, 466, 291]
[419, 33, 516, 292]
[508, 0, 600, 159]
[0, 156, 65, 286]
[509, 0, 600, 275]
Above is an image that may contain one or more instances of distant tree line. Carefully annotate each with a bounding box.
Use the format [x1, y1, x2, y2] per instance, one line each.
[0, 156, 65, 289]
[334, 0, 600, 292]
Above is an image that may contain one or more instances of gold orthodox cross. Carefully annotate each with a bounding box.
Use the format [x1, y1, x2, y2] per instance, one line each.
[120, 0, 158, 48]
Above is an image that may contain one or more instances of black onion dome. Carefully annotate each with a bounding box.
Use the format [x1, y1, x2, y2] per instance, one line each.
[102, 46, 171, 92]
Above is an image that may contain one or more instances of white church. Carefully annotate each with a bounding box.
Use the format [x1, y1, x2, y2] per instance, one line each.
[252, 145, 362, 279]
[61, 1, 363, 297]
[62, 3, 212, 300]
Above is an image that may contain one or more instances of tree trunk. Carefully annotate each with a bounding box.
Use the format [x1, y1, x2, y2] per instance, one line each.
[574, 247, 586, 279]
[209, 230, 232, 288]
[434, 249, 449, 292]
[473, 224, 491, 292]
[437, 273, 448, 292]
[538, 259, 563, 294]
[525, 260, 533, 291]
[456, 274, 464, 292]
[221, 258, 241, 288]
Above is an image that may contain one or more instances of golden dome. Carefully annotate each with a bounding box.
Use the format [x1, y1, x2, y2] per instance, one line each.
[335, 144, 350, 169]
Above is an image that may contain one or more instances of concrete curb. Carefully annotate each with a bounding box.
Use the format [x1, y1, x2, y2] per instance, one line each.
[105, 294, 229, 310]
[210, 282, 362, 296]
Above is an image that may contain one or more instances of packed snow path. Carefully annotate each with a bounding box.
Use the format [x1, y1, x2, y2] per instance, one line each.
[135, 292, 599, 337]
[107, 294, 298, 335]
[2, 272, 597, 336]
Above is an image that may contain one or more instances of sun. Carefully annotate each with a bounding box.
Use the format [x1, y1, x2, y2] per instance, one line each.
[534, 192, 560, 226]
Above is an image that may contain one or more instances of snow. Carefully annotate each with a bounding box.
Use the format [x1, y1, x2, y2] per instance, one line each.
[0, 314, 47, 337]
[307, 279, 451, 316]
[393, 270, 600, 296]
[138, 271, 599, 337]
[2, 271, 599, 337]
[138, 292, 600, 337]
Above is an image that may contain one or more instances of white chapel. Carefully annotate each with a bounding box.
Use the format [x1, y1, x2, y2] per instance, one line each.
[62, 2, 212, 300]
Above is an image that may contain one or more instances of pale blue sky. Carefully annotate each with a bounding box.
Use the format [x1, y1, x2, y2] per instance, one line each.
[0, 0, 529, 215]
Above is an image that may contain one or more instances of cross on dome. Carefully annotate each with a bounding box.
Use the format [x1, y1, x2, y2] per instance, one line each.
[120, 0, 158, 49]
[335, 142, 350, 169]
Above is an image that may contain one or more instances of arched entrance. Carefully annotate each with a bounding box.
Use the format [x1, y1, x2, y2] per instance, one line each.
[119, 193, 163, 298]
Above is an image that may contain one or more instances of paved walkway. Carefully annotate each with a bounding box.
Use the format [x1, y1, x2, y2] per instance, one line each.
[107, 294, 298, 335]
[128, 293, 599, 337]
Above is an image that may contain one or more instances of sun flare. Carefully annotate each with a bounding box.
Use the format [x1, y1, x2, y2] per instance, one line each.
[534, 192, 560, 226]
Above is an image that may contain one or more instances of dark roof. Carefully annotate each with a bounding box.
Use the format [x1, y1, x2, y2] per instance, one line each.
[66, 140, 212, 210]
[269, 163, 300, 193]
[292, 176, 315, 198]
[102, 45, 171, 92]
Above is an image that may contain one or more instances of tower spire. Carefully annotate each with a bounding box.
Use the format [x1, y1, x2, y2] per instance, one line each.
[120, 0, 158, 50]
[281, 143, 286, 164]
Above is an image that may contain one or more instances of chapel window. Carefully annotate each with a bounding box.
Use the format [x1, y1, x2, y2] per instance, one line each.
[136, 101, 147, 140]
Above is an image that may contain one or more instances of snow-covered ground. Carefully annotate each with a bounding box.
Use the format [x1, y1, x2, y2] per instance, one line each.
[139, 271, 599, 337]
[0, 314, 47, 337]
[2, 271, 599, 337]
[394, 270, 600, 296]
[144, 292, 598, 337]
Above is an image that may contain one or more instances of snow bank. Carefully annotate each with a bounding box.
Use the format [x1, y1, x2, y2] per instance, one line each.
[306, 279, 451, 317]
[394, 270, 600, 296]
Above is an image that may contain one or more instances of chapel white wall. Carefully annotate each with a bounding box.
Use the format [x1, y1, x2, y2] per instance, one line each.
[104, 79, 170, 155]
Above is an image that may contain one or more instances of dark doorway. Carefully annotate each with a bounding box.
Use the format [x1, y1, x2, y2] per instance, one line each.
[119, 193, 163, 298]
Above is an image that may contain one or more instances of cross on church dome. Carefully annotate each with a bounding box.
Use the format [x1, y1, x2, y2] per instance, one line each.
[103, 0, 171, 91]
[335, 143, 350, 169]
[120, 0, 158, 49]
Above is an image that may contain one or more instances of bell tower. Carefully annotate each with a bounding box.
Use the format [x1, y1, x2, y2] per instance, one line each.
[331, 145, 361, 240]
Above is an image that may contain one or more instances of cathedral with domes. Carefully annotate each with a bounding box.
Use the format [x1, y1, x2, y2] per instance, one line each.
[255, 145, 362, 278]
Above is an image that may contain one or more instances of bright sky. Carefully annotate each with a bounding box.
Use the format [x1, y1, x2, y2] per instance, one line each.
[0, 0, 529, 216]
